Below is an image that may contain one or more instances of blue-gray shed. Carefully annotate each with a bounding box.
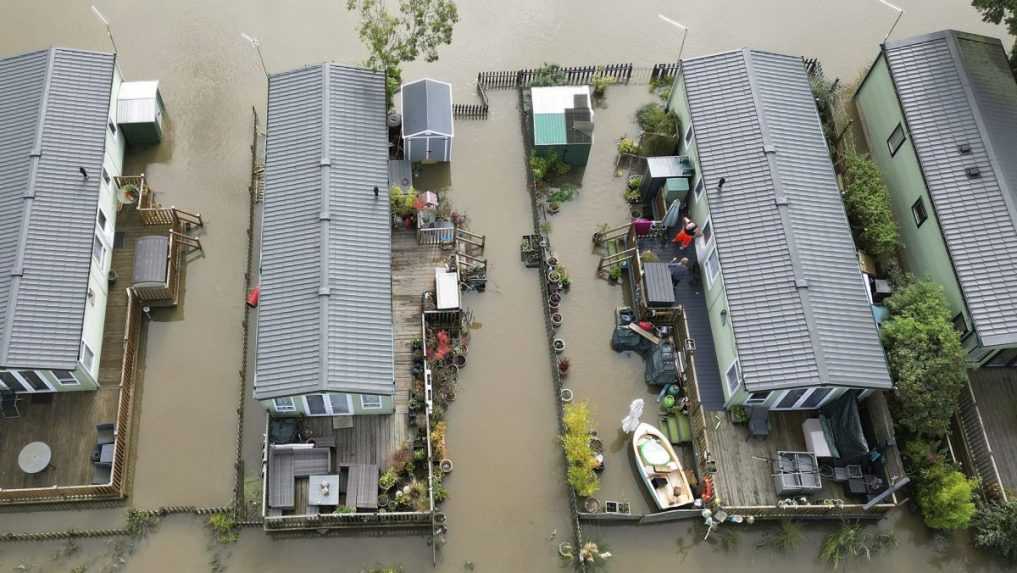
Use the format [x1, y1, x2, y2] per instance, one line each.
[401, 78, 453, 163]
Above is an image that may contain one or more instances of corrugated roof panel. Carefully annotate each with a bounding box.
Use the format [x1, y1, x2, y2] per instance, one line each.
[533, 113, 566, 146]
[683, 49, 891, 392]
[0, 48, 114, 370]
[255, 64, 394, 401]
[885, 31, 1017, 347]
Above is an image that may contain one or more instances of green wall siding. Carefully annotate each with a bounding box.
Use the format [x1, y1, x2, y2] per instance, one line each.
[855, 56, 972, 347]
[261, 392, 395, 417]
[670, 73, 741, 405]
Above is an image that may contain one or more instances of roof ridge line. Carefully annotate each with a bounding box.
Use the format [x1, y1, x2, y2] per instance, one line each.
[0, 47, 56, 367]
[317, 63, 331, 393]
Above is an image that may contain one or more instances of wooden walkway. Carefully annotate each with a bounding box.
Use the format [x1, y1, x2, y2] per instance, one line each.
[0, 208, 159, 490]
[968, 368, 1017, 493]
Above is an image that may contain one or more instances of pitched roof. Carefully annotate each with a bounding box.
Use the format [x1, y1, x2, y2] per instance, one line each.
[883, 30, 1017, 348]
[0, 47, 115, 370]
[254, 64, 394, 401]
[682, 49, 892, 392]
[401, 78, 453, 138]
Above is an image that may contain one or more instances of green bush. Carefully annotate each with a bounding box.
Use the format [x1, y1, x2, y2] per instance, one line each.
[389, 185, 418, 218]
[378, 468, 399, 491]
[842, 154, 899, 263]
[973, 500, 1017, 562]
[548, 184, 578, 204]
[207, 512, 239, 544]
[591, 72, 616, 98]
[880, 279, 966, 437]
[914, 462, 977, 530]
[617, 137, 641, 156]
[636, 103, 677, 136]
[561, 401, 599, 497]
[531, 63, 566, 87]
[819, 523, 896, 569]
[530, 151, 571, 183]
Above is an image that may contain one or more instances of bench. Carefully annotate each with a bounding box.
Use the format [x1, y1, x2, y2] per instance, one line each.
[267, 445, 331, 510]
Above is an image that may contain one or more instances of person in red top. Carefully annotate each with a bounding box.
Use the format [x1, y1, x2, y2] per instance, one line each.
[671, 216, 699, 250]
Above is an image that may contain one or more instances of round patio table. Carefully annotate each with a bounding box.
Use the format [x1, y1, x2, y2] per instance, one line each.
[18, 441, 51, 474]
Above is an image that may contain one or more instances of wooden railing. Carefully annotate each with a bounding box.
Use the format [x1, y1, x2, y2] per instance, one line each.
[455, 228, 485, 254]
[417, 225, 455, 246]
[114, 174, 205, 229]
[0, 292, 144, 504]
[957, 379, 1008, 502]
[671, 308, 714, 483]
[263, 510, 433, 531]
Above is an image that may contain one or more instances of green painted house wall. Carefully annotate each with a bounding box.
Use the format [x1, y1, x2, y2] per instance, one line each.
[669, 74, 741, 406]
[261, 391, 395, 417]
[854, 54, 974, 349]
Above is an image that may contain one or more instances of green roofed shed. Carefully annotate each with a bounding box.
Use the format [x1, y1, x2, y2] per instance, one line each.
[531, 86, 594, 166]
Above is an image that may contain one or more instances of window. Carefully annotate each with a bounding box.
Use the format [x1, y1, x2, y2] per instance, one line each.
[93, 235, 107, 266]
[54, 370, 79, 385]
[800, 387, 833, 409]
[0, 372, 28, 392]
[305, 394, 327, 416]
[97, 209, 108, 232]
[775, 388, 808, 409]
[693, 177, 705, 199]
[80, 341, 95, 371]
[745, 391, 771, 406]
[700, 220, 713, 245]
[273, 397, 296, 412]
[887, 123, 906, 156]
[108, 120, 117, 134]
[360, 394, 383, 410]
[329, 393, 352, 415]
[303, 393, 352, 416]
[17, 371, 49, 391]
[725, 361, 741, 394]
[684, 124, 695, 145]
[704, 249, 721, 287]
[911, 197, 928, 228]
[101, 167, 110, 184]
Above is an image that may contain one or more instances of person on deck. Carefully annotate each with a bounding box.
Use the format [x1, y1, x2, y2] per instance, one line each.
[671, 217, 699, 250]
[669, 257, 690, 287]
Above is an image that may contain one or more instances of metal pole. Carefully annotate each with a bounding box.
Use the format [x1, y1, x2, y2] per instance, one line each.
[876, 0, 905, 43]
[658, 14, 689, 62]
[91, 6, 118, 55]
[241, 33, 269, 80]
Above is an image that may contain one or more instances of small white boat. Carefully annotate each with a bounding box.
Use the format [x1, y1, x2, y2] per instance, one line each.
[631, 422, 694, 510]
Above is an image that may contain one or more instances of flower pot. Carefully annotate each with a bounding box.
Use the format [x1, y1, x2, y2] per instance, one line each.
[560, 388, 574, 403]
[558, 359, 570, 377]
[584, 498, 601, 513]
[547, 202, 560, 215]
[440, 459, 454, 473]
[378, 493, 390, 507]
[551, 312, 563, 329]
[434, 512, 448, 525]
[452, 354, 467, 369]
[546, 256, 559, 268]
[548, 292, 562, 305]
[553, 338, 566, 354]
[442, 388, 456, 402]
[547, 270, 562, 284]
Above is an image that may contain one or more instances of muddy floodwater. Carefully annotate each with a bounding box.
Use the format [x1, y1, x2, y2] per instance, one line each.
[0, 0, 1012, 571]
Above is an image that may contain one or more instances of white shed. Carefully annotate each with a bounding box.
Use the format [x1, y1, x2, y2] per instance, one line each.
[117, 80, 164, 145]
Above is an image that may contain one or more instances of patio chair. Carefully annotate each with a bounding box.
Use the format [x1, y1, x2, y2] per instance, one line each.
[747, 407, 770, 440]
[0, 391, 20, 419]
[96, 423, 115, 445]
[91, 463, 112, 485]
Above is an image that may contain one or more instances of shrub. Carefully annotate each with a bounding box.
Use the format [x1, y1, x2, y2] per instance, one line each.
[207, 512, 239, 544]
[591, 72, 616, 98]
[378, 468, 399, 491]
[548, 184, 578, 204]
[648, 76, 673, 102]
[617, 137, 641, 156]
[431, 421, 448, 460]
[914, 462, 977, 530]
[973, 500, 1017, 562]
[842, 154, 899, 263]
[431, 475, 448, 503]
[880, 279, 966, 437]
[389, 185, 418, 218]
[636, 103, 677, 136]
[335, 505, 355, 514]
[819, 523, 896, 569]
[758, 520, 802, 553]
[530, 63, 566, 87]
[561, 401, 599, 497]
[530, 151, 571, 184]
[126, 510, 159, 538]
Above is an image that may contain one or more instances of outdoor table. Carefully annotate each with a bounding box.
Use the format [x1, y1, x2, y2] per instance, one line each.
[18, 441, 52, 474]
[99, 443, 115, 465]
[307, 474, 340, 507]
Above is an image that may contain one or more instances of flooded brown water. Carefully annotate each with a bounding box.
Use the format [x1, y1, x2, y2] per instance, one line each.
[1, 0, 1013, 571]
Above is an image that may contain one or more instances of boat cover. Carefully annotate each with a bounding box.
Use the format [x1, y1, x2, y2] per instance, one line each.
[639, 439, 670, 466]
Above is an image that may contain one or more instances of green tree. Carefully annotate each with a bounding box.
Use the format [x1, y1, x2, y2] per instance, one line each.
[880, 279, 967, 437]
[973, 500, 1017, 562]
[914, 463, 977, 530]
[971, 0, 1017, 73]
[345, 0, 459, 107]
[842, 153, 899, 263]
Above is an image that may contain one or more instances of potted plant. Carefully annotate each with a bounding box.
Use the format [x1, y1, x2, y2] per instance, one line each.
[730, 405, 750, 425]
[560, 388, 574, 403]
[551, 312, 564, 329]
[547, 270, 562, 284]
[547, 201, 561, 215]
[553, 338, 566, 353]
[608, 266, 622, 284]
[439, 459, 454, 473]
[624, 187, 642, 205]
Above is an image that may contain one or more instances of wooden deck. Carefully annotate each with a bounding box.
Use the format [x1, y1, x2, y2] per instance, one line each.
[0, 208, 160, 490]
[968, 368, 1017, 493]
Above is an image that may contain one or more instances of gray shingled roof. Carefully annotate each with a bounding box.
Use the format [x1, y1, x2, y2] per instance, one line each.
[0, 48, 115, 370]
[254, 64, 394, 401]
[682, 49, 892, 392]
[884, 30, 1017, 348]
[401, 78, 453, 138]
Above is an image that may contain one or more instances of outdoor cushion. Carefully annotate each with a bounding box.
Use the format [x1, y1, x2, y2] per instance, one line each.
[662, 414, 692, 445]
[639, 439, 671, 466]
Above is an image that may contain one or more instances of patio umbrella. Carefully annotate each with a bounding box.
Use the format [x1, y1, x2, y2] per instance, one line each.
[621, 399, 644, 433]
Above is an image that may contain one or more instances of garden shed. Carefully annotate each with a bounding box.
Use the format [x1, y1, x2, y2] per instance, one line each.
[531, 86, 594, 166]
[401, 78, 453, 163]
[116, 80, 164, 145]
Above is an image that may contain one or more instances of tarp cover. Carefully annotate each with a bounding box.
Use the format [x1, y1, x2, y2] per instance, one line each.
[821, 390, 869, 463]
[132, 235, 169, 286]
[611, 325, 650, 353]
[644, 341, 678, 386]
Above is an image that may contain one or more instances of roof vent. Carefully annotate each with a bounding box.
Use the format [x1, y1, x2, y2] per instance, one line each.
[965, 167, 981, 179]
[957, 143, 972, 155]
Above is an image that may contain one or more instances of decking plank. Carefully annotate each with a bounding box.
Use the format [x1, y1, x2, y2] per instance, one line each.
[968, 368, 1017, 492]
